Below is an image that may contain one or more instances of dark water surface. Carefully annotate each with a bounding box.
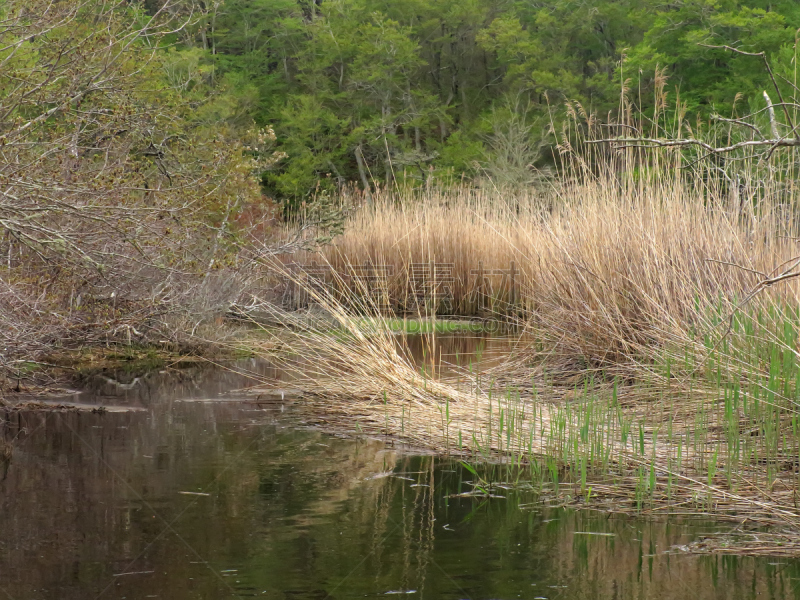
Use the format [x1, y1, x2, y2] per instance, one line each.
[2, 347, 800, 599]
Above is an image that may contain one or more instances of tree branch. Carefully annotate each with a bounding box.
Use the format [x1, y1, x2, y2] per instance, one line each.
[700, 44, 799, 141]
[587, 136, 800, 154]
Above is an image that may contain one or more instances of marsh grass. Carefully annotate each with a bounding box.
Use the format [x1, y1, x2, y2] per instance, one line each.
[245, 146, 800, 552]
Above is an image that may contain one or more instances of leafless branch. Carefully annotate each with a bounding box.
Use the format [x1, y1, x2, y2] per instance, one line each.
[711, 114, 765, 140]
[696, 256, 800, 375]
[700, 44, 799, 141]
[587, 136, 800, 154]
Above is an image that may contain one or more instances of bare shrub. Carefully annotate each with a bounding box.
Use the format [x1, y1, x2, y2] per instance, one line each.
[0, 0, 264, 360]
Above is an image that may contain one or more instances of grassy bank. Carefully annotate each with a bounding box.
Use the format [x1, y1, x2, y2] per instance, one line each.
[251, 169, 800, 553]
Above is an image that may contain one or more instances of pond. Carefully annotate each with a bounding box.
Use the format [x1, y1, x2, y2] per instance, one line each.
[2, 336, 800, 599]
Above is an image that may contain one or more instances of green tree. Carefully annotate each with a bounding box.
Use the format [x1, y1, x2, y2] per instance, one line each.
[627, 0, 800, 116]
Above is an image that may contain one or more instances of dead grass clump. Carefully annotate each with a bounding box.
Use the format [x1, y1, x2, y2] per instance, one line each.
[247, 169, 800, 553]
[292, 176, 800, 379]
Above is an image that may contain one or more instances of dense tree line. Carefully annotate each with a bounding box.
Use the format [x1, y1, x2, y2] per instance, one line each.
[160, 0, 800, 203]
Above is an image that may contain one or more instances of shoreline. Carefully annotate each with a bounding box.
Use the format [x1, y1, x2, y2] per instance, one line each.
[4, 335, 800, 559]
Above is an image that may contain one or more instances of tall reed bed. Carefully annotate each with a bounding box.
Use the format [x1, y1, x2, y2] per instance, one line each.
[251, 165, 800, 549]
[295, 172, 799, 378]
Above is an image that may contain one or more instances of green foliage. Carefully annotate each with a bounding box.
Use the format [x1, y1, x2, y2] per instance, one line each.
[165, 0, 800, 202]
[264, 95, 348, 207]
[438, 130, 484, 176]
[627, 0, 799, 115]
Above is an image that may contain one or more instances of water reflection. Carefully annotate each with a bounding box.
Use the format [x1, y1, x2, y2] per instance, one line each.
[0, 361, 799, 599]
[402, 331, 525, 376]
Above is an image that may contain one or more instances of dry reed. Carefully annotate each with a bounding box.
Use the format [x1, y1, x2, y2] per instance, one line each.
[293, 173, 800, 378]
[247, 167, 800, 554]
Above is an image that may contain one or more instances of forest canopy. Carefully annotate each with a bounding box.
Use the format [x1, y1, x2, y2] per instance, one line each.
[161, 0, 800, 201]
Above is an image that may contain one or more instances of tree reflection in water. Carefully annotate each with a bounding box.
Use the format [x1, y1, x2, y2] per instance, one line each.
[0, 361, 798, 599]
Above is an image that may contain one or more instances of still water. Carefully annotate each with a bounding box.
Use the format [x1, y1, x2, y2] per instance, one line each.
[2, 340, 800, 599]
